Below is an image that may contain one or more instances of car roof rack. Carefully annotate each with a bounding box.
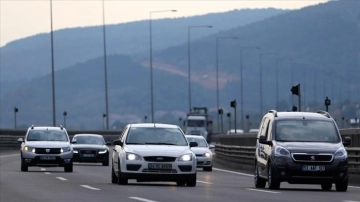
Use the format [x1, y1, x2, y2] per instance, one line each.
[31, 125, 34, 129]
[268, 109, 278, 117]
[59, 125, 63, 130]
[316, 110, 330, 118]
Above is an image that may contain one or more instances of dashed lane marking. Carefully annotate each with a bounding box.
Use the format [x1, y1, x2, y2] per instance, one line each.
[44, 172, 51, 174]
[0, 154, 20, 158]
[56, 177, 67, 181]
[81, 185, 100, 191]
[213, 167, 253, 177]
[129, 197, 158, 202]
[41, 168, 46, 171]
[246, 188, 281, 194]
[197, 180, 213, 184]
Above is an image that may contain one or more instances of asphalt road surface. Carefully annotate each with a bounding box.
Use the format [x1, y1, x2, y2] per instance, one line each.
[1, 149, 360, 202]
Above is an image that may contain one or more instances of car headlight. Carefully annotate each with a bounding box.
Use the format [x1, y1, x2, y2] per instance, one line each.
[274, 146, 290, 157]
[73, 149, 78, 154]
[126, 152, 142, 161]
[335, 147, 347, 159]
[24, 146, 35, 153]
[60, 147, 70, 153]
[204, 152, 211, 157]
[99, 150, 107, 154]
[178, 153, 192, 161]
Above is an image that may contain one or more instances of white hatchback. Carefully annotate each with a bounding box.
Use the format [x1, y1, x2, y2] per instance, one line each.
[111, 123, 198, 186]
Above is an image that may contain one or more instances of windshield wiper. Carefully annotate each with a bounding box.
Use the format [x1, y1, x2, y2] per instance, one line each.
[145, 142, 177, 145]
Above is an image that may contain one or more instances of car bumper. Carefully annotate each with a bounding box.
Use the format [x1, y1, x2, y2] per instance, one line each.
[21, 151, 73, 167]
[121, 172, 196, 182]
[272, 157, 348, 184]
[73, 152, 109, 163]
[196, 156, 212, 168]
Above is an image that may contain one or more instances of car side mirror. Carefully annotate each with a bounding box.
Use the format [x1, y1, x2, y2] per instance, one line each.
[189, 142, 198, 147]
[342, 136, 351, 147]
[209, 145, 215, 149]
[113, 139, 123, 146]
[259, 136, 272, 146]
[71, 139, 77, 144]
[17, 138, 24, 143]
[106, 142, 112, 146]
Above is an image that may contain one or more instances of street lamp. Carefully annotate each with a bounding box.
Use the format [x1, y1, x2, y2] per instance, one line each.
[216, 36, 237, 132]
[149, 10, 177, 123]
[260, 52, 277, 115]
[102, 0, 109, 130]
[50, 0, 56, 126]
[188, 25, 212, 112]
[14, 107, 19, 129]
[276, 57, 292, 110]
[240, 46, 260, 130]
[63, 111, 67, 127]
[102, 114, 106, 129]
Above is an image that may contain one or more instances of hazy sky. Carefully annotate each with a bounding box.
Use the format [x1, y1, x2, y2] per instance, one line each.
[0, 0, 328, 47]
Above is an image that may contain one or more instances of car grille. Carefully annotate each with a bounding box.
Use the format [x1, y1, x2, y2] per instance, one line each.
[142, 169, 177, 173]
[143, 156, 176, 162]
[35, 148, 61, 154]
[79, 150, 97, 154]
[292, 153, 333, 162]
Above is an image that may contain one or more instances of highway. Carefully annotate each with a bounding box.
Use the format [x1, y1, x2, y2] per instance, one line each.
[1, 149, 360, 202]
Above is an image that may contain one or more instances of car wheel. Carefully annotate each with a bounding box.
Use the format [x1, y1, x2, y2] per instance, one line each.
[203, 166, 212, 172]
[186, 173, 197, 187]
[64, 162, 73, 172]
[321, 183, 332, 191]
[254, 162, 266, 188]
[111, 164, 118, 184]
[335, 178, 348, 192]
[117, 162, 128, 185]
[102, 160, 109, 166]
[177, 181, 186, 186]
[268, 163, 280, 190]
[21, 158, 28, 172]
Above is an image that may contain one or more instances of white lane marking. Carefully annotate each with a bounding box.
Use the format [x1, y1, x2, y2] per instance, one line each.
[348, 186, 360, 189]
[56, 177, 67, 181]
[246, 188, 280, 194]
[81, 185, 100, 191]
[0, 154, 20, 158]
[213, 167, 253, 177]
[197, 180, 213, 184]
[41, 168, 46, 171]
[343, 200, 360, 202]
[44, 172, 51, 174]
[129, 197, 158, 202]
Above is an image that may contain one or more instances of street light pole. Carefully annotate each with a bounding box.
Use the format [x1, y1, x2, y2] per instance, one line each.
[240, 46, 259, 130]
[188, 25, 212, 112]
[50, 0, 56, 126]
[260, 53, 277, 116]
[102, 0, 109, 130]
[216, 36, 237, 132]
[63, 111, 67, 128]
[149, 10, 177, 123]
[14, 107, 18, 129]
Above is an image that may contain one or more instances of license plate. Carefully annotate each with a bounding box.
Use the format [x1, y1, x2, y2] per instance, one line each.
[40, 156, 56, 160]
[148, 163, 172, 170]
[302, 165, 325, 171]
[82, 154, 95, 157]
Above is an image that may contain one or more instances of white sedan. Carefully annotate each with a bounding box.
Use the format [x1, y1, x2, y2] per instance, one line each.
[185, 135, 215, 171]
[112, 123, 198, 186]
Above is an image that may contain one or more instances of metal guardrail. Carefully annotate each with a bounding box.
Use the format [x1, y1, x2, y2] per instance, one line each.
[215, 144, 360, 174]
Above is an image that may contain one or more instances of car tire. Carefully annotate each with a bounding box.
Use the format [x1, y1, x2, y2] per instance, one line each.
[64, 163, 73, 172]
[335, 178, 348, 192]
[321, 183, 332, 191]
[102, 160, 109, 166]
[268, 164, 280, 190]
[111, 164, 118, 184]
[177, 181, 186, 186]
[21, 158, 28, 172]
[203, 166, 212, 172]
[254, 162, 266, 188]
[186, 173, 197, 187]
[117, 162, 128, 185]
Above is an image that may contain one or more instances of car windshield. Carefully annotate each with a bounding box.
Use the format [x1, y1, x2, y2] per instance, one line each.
[187, 120, 205, 127]
[126, 127, 188, 146]
[186, 137, 208, 147]
[27, 130, 68, 142]
[275, 120, 340, 143]
[74, 135, 104, 145]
